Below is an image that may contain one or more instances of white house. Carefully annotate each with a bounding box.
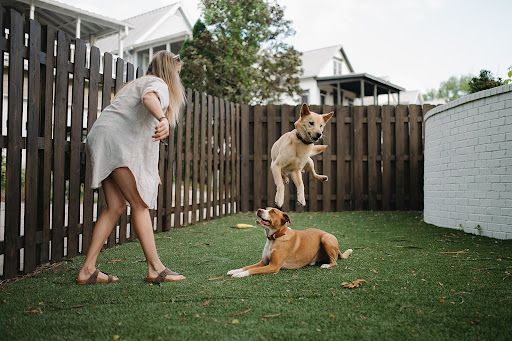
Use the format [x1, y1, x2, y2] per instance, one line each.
[288, 44, 406, 106]
[94, 2, 192, 72]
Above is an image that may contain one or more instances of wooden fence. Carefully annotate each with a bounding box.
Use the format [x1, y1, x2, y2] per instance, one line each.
[0, 6, 433, 280]
[0, 7, 240, 280]
[240, 103, 434, 212]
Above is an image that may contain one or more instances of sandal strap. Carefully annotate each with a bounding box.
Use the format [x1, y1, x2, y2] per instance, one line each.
[86, 269, 100, 284]
[155, 268, 181, 282]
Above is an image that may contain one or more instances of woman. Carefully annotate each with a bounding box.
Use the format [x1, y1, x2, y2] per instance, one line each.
[76, 51, 185, 284]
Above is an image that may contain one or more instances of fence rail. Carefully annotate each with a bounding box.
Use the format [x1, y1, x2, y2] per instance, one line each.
[0, 6, 432, 280]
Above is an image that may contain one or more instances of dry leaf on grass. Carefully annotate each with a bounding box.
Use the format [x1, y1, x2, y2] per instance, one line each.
[229, 308, 251, 316]
[208, 276, 224, 281]
[107, 258, 126, 264]
[440, 249, 469, 255]
[342, 279, 366, 289]
[25, 306, 42, 315]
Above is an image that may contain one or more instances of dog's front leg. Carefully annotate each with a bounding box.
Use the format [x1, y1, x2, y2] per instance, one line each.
[290, 171, 306, 206]
[305, 157, 328, 182]
[232, 261, 282, 277]
[227, 261, 265, 276]
[271, 163, 285, 207]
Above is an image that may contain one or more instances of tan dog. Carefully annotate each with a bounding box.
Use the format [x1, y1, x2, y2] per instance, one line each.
[271, 103, 333, 208]
[227, 207, 352, 278]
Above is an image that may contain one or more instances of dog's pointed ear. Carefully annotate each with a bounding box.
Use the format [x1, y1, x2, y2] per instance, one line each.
[282, 213, 291, 225]
[323, 111, 334, 122]
[300, 103, 311, 117]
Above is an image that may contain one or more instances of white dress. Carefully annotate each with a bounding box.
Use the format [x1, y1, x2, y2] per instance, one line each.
[86, 75, 169, 209]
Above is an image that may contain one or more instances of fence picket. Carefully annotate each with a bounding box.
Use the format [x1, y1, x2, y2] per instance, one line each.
[83, 45, 100, 251]
[183, 89, 192, 225]
[24, 19, 42, 273]
[240, 104, 250, 212]
[39, 25, 56, 264]
[206, 95, 213, 219]
[192, 91, 200, 223]
[395, 105, 407, 210]
[381, 106, 393, 210]
[199, 92, 207, 221]
[367, 105, 379, 210]
[267, 105, 276, 207]
[219, 98, 225, 216]
[51, 30, 69, 261]
[322, 105, 333, 211]
[67, 38, 86, 257]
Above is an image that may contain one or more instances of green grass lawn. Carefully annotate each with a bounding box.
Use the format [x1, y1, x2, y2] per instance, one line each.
[1, 211, 512, 340]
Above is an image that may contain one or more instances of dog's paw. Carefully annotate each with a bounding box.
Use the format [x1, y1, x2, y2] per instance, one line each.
[232, 271, 249, 278]
[319, 175, 328, 182]
[227, 269, 243, 276]
[320, 264, 334, 269]
[283, 176, 290, 185]
[297, 197, 306, 206]
[275, 195, 284, 208]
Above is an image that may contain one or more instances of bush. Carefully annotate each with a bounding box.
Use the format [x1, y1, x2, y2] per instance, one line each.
[468, 70, 504, 93]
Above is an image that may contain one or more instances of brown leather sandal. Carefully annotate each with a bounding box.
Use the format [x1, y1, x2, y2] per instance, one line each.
[76, 269, 118, 285]
[145, 268, 185, 284]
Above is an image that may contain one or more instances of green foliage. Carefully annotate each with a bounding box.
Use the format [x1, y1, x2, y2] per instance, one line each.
[180, 0, 302, 104]
[423, 75, 472, 101]
[468, 69, 504, 93]
[504, 66, 512, 85]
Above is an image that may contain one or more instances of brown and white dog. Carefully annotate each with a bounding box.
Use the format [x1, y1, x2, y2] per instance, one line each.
[271, 103, 333, 208]
[227, 207, 352, 278]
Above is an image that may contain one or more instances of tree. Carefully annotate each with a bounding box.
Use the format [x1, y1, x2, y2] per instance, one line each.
[180, 0, 302, 104]
[423, 75, 472, 102]
[468, 70, 504, 93]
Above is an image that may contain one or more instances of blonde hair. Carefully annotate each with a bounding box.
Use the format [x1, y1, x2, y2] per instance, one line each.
[146, 50, 185, 128]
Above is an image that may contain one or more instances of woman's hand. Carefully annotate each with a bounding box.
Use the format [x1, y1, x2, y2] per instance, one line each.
[153, 117, 170, 141]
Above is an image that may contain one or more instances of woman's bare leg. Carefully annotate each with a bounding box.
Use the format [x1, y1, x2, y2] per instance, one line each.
[77, 176, 127, 282]
[110, 167, 185, 281]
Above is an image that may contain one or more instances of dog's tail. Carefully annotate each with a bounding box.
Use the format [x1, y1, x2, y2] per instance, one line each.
[338, 249, 353, 259]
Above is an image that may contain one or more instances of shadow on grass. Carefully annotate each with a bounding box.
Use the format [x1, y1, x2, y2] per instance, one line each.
[1, 211, 511, 340]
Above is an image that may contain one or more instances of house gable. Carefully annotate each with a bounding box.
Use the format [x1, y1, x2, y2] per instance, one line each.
[94, 2, 192, 55]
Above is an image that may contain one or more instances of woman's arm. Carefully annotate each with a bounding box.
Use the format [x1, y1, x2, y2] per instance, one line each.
[142, 91, 170, 141]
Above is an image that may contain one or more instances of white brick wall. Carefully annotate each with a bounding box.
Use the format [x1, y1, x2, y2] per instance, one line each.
[424, 84, 512, 239]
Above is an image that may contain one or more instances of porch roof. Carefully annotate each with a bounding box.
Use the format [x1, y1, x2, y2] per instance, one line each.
[3, 0, 132, 40]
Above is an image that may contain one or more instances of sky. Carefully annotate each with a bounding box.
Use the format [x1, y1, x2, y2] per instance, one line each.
[62, 0, 512, 93]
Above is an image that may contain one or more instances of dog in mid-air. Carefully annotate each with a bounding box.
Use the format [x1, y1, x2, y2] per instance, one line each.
[227, 207, 352, 277]
[270, 103, 333, 208]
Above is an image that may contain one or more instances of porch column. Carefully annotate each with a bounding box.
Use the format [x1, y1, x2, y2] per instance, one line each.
[29, 3, 35, 19]
[76, 17, 81, 39]
[118, 30, 124, 59]
[397, 91, 400, 104]
[360, 80, 365, 105]
[373, 84, 377, 105]
[388, 90, 391, 104]
[337, 82, 341, 105]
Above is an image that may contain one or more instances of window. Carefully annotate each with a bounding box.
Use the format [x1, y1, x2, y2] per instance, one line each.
[301, 91, 309, 104]
[137, 49, 150, 71]
[170, 41, 184, 54]
[153, 45, 166, 53]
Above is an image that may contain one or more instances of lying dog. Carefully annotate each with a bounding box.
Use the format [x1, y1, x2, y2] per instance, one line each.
[227, 207, 352, 277]
[271, 103, 333, 207]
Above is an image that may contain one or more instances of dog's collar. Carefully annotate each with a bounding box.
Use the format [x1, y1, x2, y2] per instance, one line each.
[267, 228, 287, 240]
[296, 132, 314, 145]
